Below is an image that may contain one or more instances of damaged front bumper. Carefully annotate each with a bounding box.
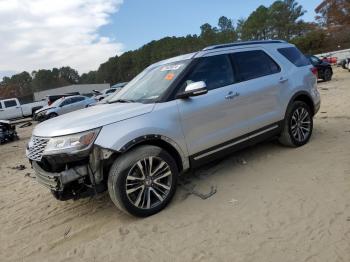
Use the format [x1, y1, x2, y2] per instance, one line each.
[32, 161, 88, 191]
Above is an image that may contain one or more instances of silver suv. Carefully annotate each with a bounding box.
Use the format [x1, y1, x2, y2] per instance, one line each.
[26, 40, 320, 217]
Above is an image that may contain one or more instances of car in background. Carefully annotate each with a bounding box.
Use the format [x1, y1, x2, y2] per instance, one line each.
[33, 95, 96, 122]
[93, 88, 122, 101]
[306, 55, 333, 81]
[0, 98, 46, 120]
[46, 92, 80, 106]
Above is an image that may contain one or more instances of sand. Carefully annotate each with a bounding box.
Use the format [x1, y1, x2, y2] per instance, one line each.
[0, 68, 349, 262]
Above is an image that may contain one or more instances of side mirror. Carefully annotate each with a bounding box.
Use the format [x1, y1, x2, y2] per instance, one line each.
[176, 81, 208, 99]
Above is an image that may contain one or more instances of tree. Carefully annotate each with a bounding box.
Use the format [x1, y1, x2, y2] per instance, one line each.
[218, 16, 234, 32]
[315, 0, 350, 27]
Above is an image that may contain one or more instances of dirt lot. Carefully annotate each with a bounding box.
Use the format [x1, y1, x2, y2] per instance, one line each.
[1, 68, 349, 262]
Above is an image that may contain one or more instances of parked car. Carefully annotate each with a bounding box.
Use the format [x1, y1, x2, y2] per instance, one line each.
[306, 55, 333, 81]
[26, 40, 320, 217]
[93, 88, 122, 101]
[46, 92, 80, 106]
[33, 95, 96, 122]
[0, 120, 18, 144]
[0, 98, 46, 120]
[339, 58, 350, 71]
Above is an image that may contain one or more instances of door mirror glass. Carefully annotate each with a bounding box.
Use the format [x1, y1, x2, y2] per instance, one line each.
[177, 81, 208, 99]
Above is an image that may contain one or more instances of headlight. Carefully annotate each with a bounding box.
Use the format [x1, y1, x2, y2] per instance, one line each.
[43, 128, 100, 155]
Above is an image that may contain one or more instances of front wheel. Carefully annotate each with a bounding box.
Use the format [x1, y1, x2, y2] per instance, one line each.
[108, 145, 178, 217]
[279, 101, 313, 147]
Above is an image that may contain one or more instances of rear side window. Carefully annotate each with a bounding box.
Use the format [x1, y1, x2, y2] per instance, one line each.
[231, 50, 280, 82]
[182, 55, 234, 91]
[0, 102, 2, 109]
[278, 47, 310, 67]
[4, 100, 17, 108]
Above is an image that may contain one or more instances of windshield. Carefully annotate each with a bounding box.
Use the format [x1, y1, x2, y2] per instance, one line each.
[108, 59, 191, 103]
[51, 97, 65, 107]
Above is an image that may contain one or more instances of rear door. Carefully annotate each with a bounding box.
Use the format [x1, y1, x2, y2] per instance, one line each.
[2, 99, 22, 119]
[229, 48, 285, 132]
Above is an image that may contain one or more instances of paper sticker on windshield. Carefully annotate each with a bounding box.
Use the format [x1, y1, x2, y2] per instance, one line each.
[160, 64, 182, 71]
[165, 73, 175, 80]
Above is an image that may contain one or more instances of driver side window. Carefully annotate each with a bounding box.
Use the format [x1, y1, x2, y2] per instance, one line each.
[180, 54, 234, 91]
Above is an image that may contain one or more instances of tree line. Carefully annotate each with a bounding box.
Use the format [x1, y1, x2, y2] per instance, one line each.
[1, 0, 349, 101]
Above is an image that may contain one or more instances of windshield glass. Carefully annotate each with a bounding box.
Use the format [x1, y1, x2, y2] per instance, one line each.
[51, 97, 65, 107]
[108, 59, 191, 103]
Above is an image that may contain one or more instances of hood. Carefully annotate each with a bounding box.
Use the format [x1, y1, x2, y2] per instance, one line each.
[33, 102, 155, 137]
[35, 105, 51, 114]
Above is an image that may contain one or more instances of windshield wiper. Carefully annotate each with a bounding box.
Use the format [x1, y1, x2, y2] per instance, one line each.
[108, 99, 135, 104]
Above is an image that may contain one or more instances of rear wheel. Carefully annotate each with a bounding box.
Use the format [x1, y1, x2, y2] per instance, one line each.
[323, 68, 332, 81]
[279, 101, 313, 147]
[108, 145, 178, 217]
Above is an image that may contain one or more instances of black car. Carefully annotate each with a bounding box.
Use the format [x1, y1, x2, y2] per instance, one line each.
[306, 55, 333, 81]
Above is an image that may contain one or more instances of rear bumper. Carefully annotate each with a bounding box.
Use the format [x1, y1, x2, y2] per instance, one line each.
[32, 161, 88, 191]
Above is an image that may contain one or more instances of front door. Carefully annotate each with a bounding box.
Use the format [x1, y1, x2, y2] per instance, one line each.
[176, 54, 241, 156]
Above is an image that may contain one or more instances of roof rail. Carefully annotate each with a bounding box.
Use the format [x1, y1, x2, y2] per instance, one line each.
[203, 40, 286, 51]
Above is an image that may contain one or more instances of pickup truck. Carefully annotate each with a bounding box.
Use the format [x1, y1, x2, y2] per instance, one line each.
[0, 98, 47, 120]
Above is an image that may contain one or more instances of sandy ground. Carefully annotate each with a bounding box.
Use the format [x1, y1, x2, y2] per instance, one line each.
[0, 68, 349, 262]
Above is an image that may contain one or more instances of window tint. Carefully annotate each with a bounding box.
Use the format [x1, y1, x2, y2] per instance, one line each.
[309, 56, 320, 65]
[4, 100, 17, 108]
[60, 98, 73, 106]
[106, 89, 116, 94]
[231, 50, 280, 82]
[182, 55, 234, 91]
[0, 103, 2, 109]
[278, 47, 310, 67]
[73, 97, 85, 102]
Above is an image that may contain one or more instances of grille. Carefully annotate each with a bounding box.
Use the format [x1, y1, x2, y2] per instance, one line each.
[27, 136, 49, 162]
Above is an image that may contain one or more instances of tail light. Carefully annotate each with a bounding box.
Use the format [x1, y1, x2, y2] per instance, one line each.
[311, 67, 318, 76]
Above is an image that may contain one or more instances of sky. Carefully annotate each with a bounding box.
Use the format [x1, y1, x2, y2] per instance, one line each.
[0, 0, 321, 80]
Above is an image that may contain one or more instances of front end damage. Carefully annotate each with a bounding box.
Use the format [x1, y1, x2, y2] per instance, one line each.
[29, 146, 115, 200]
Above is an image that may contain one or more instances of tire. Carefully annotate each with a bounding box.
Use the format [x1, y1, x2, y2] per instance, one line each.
[279, 101, 313, 147]
[108, 145, 178, 217]
[48, 113, 58, 119]
[323, 68, 332, 81]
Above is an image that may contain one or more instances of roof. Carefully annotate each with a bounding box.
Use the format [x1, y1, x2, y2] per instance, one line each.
[203, 40, 286, 51]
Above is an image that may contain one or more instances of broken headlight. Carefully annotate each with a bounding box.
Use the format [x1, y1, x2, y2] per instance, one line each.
[43, 128, 100, 156]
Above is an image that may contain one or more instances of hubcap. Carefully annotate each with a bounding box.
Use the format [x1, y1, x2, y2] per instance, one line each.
[125, 156, 172, 209]
[291, 107, 311, 142]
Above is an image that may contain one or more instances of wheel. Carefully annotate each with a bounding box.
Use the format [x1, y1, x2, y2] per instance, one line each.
[279, 101, 313, 147]
[48, 113, 58, 119]
[108, 145, 178, 217]
[323, 68, 332, 81]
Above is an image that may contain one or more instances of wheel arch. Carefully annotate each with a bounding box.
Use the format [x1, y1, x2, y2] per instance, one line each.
[117, 135, 189, 173]
[287, 91, 315, 116]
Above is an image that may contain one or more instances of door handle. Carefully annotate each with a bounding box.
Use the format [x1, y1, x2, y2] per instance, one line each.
[279, 77, 288, 83]
[225, 91, 240, 100]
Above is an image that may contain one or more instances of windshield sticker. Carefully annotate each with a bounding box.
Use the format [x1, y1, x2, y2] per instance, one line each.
[160, 64, 182, 71]
[165, 73, 175, 80]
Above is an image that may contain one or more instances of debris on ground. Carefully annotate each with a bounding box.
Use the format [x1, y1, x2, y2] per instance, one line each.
[64, 226, 71, 238]
[0, 120, 19, 144]
[182, 184, 217, 200]
[18, 122, 32, 128]
[10, 165, 26, 171]
[229, 198, 239, 205]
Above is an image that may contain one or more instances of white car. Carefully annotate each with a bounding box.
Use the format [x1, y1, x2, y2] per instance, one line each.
[0, 98, 46, 120]
[33, 95, 96, 121]
[94, 88, 122, 101]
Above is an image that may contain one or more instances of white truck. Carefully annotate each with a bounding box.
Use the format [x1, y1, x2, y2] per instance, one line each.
[0, 98, 47, 120]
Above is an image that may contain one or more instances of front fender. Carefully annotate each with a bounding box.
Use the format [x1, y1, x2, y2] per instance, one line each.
[94, 101, 190, 170]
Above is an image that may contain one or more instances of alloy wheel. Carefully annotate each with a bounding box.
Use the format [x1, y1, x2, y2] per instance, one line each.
[290, 107, 311, 143]
[125, 156, 173, 209]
